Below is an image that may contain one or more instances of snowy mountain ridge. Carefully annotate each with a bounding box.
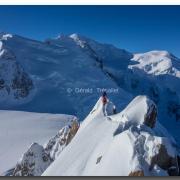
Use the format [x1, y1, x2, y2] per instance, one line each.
[3, 95, 179, 176]
[43, 96, 180, 176]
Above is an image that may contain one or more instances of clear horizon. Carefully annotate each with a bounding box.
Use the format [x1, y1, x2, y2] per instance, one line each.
[0, 6, 180, 57]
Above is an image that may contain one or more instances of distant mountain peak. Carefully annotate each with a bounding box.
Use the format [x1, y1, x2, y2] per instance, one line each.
[69, 33, 86, 48]
[130, 50, 180, 77]
[0, 33, 13, 41]
[55, 33, 67, 40]
[69, 33, 79, 38]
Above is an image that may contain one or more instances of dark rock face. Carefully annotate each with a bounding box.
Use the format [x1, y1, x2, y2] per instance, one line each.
[144, 102, 157, 128]
[11, 64, 33, 99]
[0, 47, 33, 100]
[129, 170, 144, 176]
[150, 144, 179, 176]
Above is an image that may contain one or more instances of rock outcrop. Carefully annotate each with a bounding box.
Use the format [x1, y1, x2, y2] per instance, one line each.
[144, 102, 157, 128]
[13, 143, 52, 176]
[13, 118, 79, 176]
[150, 144, 179, 176]
[129, 170, 144, 176]
[45, 118, 79, 160]
[11, 63, 33, 99]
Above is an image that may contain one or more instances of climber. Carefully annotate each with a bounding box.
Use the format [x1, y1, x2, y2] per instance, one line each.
[102, 91, 108, 116]
[102, 91, 107, 105]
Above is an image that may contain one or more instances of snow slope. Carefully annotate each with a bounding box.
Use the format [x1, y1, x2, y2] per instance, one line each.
[0, 33, 132, 118]
[0, 110, 76, 174]
[43, 96, 179, 176]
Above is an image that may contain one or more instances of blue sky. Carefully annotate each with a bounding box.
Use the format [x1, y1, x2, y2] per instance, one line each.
[0, 6, 180, 57]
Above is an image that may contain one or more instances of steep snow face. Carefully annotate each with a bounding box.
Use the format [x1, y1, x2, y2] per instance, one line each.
[70, 33, 133, 71]
[0, 33, 132, 118]
[43, 96, 179, 176]
[0, 110, 76, 174]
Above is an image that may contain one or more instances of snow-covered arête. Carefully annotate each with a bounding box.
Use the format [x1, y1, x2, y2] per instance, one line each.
[43, 96, 180, 176]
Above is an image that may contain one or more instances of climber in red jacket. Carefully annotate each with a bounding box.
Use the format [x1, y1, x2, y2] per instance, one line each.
[102, 91, 107, 105]
[102, 91, 108, 116]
